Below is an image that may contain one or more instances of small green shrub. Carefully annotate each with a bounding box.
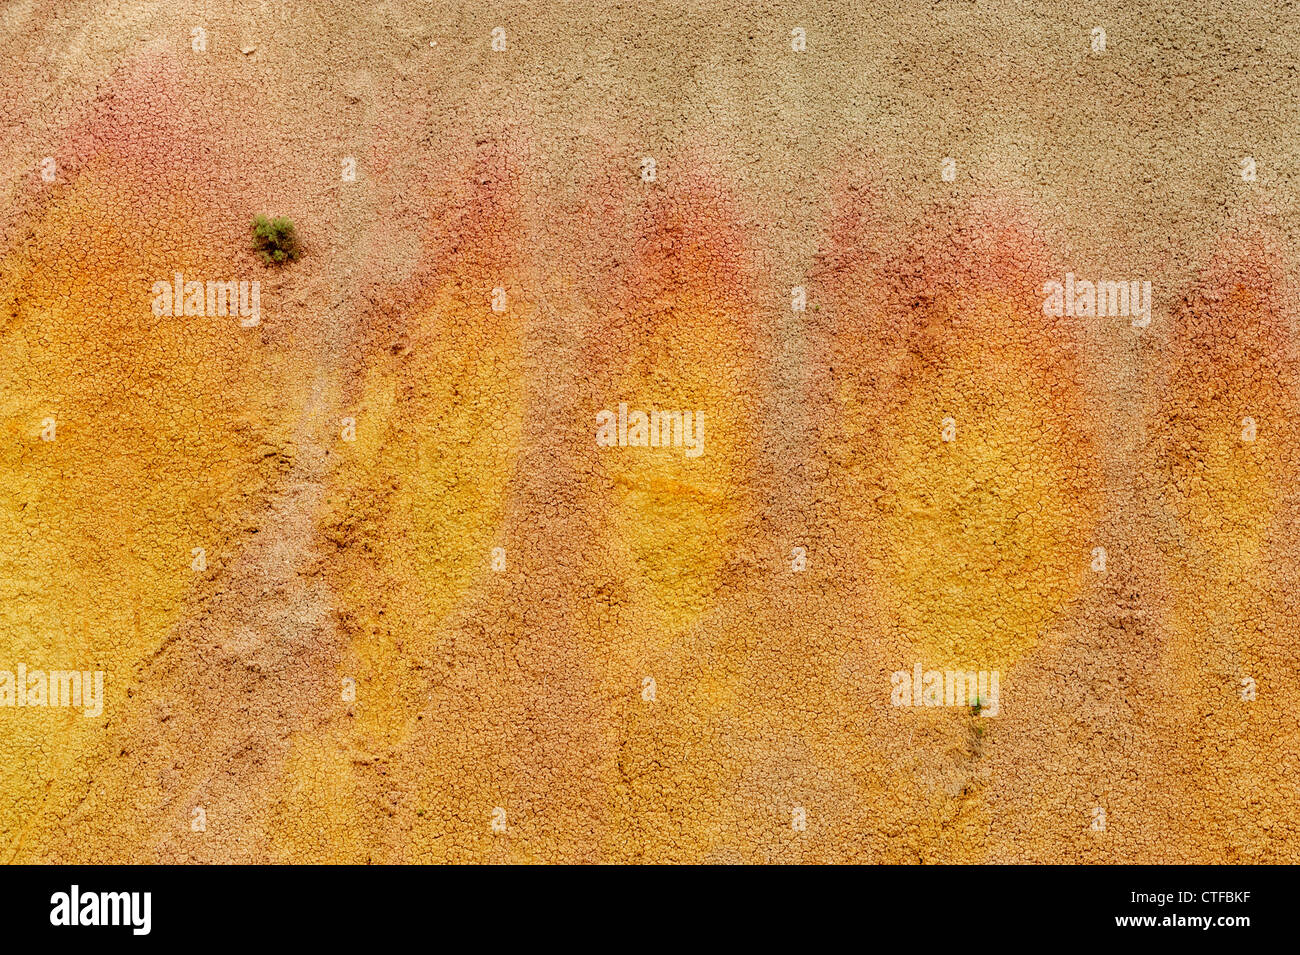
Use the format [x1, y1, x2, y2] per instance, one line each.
[251, 214, 300, 264]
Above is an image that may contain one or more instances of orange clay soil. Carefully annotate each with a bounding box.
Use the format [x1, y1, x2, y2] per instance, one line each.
[1, 0, 1298, 863]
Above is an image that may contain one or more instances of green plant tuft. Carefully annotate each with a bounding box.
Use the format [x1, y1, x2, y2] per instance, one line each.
[251, 214, 300, 265]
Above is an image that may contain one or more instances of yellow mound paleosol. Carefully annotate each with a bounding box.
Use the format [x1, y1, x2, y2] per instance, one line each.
[336, 284, 525, 739]
[1159, 246, 1296, 579]
[1155, 236, 1298, 698]
[584, 178, 762, 643]
[1138, 232, 1300, 863]
[268, 151, 529, 861]
[828, 211, 1101, 672]
[0, 62, 301, 857]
